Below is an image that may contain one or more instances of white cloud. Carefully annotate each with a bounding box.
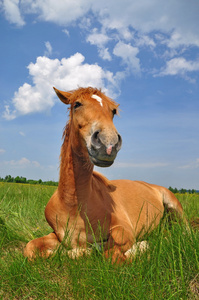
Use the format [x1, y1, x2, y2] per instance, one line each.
[166, 30, 199, 49]
[135, 34, 156, 48]
[19, 131, 25, 136]
[4, 157, 41, 168]
[179, 158, 199, 170]
[157, 57, 199, 77]
[0, 157, 59, 181]
[3, 105, 16, 120]
[22, 0, 93, 26]
[2, 0, 25, 26]
[62, 29, 70, 37]
[113, 41, 140, 74]
[114, 161, 169, 168]
[0, 149, 6, 154]
[44, 41, 53, 57]
[3, 0, 199, 49]
[98, 48, 112, 61]
[2, 0, 199, 109]
[118, 27, 133, 41]
[86, 28, 112, 61]
[92, 0, 199, 48]
[87, 28, 110, 46]
[3, 52, 118, 119]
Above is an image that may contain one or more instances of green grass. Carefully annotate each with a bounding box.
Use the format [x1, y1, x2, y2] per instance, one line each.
[0, 182, 199, 299]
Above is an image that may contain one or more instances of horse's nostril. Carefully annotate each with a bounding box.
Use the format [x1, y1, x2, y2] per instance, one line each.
[117, 134, 122, 150]
[91, 131, 101, 148]
[91, 130, 122, 152]
[93, 131, 99, 140]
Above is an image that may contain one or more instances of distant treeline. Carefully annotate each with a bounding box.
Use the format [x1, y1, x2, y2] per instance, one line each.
[168, 186, 197, 194]
[0, 175, 58, 186]
[0, 176, 197, 193]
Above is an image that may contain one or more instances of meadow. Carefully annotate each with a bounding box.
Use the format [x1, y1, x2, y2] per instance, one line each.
[0, 182, 199, 299]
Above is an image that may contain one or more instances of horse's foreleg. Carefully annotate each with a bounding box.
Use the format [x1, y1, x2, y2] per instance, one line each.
[24, 232, 60, 260]
[104, 226, 133, 264]
[104, 238, 149, 263]
[104, 244, 126, 263]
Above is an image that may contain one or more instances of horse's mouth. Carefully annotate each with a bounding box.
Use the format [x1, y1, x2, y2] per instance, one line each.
[88, 153, 114, 167]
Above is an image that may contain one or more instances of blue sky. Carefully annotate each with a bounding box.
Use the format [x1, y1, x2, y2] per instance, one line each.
[0, 0, 199, 189]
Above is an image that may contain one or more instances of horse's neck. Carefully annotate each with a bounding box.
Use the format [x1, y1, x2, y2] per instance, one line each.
[58, 136, 93, 207]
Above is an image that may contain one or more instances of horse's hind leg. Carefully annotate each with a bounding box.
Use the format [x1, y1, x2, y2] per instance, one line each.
[24, 232, 60, 260]
[160, 187, 183, 216]
[161, 187, 190, 229]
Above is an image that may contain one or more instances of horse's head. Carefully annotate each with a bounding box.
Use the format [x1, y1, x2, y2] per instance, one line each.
[54, 87, 122, 167]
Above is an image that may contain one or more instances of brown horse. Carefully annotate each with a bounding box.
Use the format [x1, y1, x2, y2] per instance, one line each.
[24, 87, 185, 263]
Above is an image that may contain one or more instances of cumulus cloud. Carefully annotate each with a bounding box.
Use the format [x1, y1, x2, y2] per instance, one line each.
[99, 48, 112, 61]
[87, 28, 110, 46]
[22, 0, 92, 26]
[92, 0, 199, 48]
[157, 57, 199, 78]
[2, 0, 199, 118]
[2, 0, 25, 26]
[113, 41, 141, 75]
[135, 34, 156, 48]
[3, 52, 118, 119]
[86, 28, 112, 61]
[3, 105, 16, 121]
[2, 0, 199, 49]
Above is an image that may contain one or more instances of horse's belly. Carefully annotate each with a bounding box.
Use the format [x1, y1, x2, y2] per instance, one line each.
[110, 179, 164, 236]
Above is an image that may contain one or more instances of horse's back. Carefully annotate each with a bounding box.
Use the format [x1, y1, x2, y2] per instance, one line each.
[110, 179, 164, 209]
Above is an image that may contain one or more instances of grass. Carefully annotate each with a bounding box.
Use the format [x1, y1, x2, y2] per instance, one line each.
[0, 182, 199, 299]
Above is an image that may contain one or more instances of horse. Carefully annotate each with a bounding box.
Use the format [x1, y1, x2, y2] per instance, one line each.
[24, 86, 186, 263]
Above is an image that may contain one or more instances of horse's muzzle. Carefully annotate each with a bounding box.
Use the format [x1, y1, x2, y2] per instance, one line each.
[88, 130, 122, 167]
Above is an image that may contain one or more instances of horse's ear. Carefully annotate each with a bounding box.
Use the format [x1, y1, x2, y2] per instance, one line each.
[53, 87, 71, 105]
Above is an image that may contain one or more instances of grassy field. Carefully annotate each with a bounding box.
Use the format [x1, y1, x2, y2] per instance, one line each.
[0, 182, 199, 299]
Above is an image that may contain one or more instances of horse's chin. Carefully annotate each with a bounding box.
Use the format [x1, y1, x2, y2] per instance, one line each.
[89, 155, 114, 167]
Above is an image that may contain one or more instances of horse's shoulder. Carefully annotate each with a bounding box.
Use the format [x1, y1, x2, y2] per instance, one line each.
[92, 171, 111, 188]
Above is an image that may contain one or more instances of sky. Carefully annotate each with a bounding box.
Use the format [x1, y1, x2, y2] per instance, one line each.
[0, 0, 199, 189]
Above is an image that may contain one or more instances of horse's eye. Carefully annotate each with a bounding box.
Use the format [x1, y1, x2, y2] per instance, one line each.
[112, 109, 117, 116]
[73, 102, 82, 109]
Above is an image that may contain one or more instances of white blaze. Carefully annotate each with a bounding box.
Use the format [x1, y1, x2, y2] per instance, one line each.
[91, 95, 103, 107]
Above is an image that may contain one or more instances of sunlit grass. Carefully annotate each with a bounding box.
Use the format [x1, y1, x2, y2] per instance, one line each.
[0, 183, 199, 299]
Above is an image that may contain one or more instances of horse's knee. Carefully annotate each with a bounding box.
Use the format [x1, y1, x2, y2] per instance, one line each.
[104, 226, 134, 263]
[24, 232, 60, 260]
[109, 226, 133, 250]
